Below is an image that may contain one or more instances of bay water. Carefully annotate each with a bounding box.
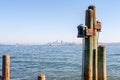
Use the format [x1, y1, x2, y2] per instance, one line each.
[0, 44, 120, 80]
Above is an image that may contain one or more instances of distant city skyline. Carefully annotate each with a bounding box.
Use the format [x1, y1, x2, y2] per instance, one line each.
[0, 0, 120, 44]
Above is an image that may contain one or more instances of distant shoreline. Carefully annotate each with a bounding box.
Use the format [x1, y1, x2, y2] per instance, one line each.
[1, 42, 120, 46]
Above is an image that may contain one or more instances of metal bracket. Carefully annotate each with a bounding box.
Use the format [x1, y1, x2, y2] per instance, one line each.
[95, 21, 101, 32]
[86, 29, 93, 36]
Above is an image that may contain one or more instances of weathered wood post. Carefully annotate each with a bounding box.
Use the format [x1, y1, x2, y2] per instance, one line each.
[98, 45, 107, 80]
[77, 8, 94, 80]
[83, 9, 94, 80]
[2, 54, 10, 80]
[38, 74, 45, 80]
[77, 5, 107, 80]
[88, 5, 98, 80]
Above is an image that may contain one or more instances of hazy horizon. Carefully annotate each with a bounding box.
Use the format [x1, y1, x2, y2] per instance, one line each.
[1, 41, 120, 45]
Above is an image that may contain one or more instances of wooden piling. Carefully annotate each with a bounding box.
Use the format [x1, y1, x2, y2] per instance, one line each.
[98, 45, 107, 80]
[83, 9, 93, 80]
[2, 54, 10, 80]
[79, 5, 107, 80]
[93, 49, 97, 80]
[88, 5, 98, 80]
[38, 74, 45, 80]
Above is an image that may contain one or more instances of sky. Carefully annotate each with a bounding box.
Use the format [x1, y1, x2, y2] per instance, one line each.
[0, 0, 120, 44]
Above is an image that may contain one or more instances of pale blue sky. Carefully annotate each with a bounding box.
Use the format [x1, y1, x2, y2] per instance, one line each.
[0, 0, 120, 44]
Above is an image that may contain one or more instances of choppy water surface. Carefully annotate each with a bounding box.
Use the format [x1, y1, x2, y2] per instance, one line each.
[0, 44, 120, 80]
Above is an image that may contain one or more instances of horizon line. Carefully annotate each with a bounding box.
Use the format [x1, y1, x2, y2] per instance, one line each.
[1, 42, 120, 45]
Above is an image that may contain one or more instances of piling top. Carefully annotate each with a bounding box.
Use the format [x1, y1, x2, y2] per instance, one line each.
[87, 8, 93, 12]
[98, 45, 105, 48]
[2, 54, 10, 61]
[38, 74, 45, 79]
[3, 54, 10, 57]
[88, 5, 96, 9]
